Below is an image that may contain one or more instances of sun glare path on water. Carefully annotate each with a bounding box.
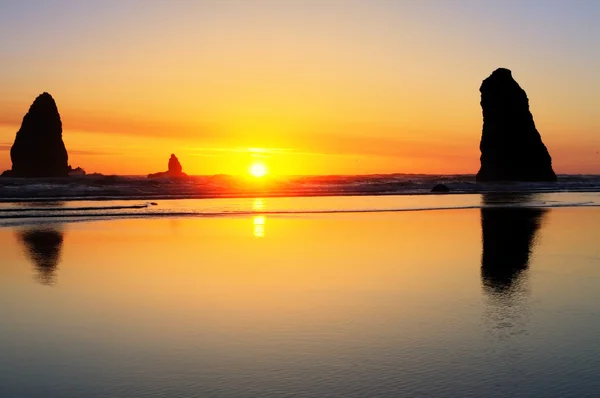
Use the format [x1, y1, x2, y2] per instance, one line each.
[249, 163, 268, 178]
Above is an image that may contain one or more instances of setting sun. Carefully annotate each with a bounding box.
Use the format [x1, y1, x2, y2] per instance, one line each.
[249, 163, 268, 178]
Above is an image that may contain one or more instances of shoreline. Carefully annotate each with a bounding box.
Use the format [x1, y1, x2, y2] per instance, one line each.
[0, 186, 599, 204]
[0, 191, 598, 229]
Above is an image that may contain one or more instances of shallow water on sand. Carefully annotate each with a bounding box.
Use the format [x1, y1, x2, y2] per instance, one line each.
[0, 192, 598, 227]
[1, 195, 600, 397]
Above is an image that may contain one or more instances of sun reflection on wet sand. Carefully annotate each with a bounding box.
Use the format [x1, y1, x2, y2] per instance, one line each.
[253, 216, 266, 238]
[252, 198, 265, 212]
[252, 198, 266, 237]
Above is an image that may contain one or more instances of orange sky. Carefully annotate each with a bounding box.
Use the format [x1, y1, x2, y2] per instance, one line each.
[0, 1, 598, 176]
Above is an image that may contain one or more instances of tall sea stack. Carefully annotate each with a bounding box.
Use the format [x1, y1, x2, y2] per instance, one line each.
[5, 92, 69, 177]
[476, 68, 556, 182]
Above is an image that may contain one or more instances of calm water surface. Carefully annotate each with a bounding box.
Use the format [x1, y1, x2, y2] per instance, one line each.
[1, 195, 599, 397]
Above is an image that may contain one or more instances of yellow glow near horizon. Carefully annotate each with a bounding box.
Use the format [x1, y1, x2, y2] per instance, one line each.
[252, 198, 265, 211]
[1, 2, 600, 175]
[249, 163, 268, 178]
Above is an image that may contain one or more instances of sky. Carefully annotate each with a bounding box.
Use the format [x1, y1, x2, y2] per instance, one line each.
[0, 0, 598, 176]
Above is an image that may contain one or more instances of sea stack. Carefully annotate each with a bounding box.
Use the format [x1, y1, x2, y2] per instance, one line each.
[476, 68, 556, 182]
[148, 154, 188, 178]
[168, 154, 183, 175]
[4, 93, 69, 177]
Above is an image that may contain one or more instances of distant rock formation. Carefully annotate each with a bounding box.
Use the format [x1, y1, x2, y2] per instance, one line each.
[148, 154, 188, 179]
[476, 68, 557, 182]
[3, 93, 70, 177]
[431, 184, 450, 193]
[68, 166, 86, 176]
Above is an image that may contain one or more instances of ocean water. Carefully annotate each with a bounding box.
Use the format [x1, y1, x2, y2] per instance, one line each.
[1, 193, 600, 397]
[1, 173, 600, 201]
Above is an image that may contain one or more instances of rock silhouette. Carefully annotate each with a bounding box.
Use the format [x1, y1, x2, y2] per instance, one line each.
[148, 154, 188, 179]
[168, 154, 183, 174]
[17, 227, 64, 285]
[68, 166, 87, 176]
[431, 184, 450, 193]
[476, 68, 557, 182]
[3, 93, 70, 177]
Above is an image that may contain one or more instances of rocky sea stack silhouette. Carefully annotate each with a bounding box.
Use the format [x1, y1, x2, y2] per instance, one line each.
[476, 68, 557, 182]
[2, 92, 71, 177]
[148, 154, 188, 179]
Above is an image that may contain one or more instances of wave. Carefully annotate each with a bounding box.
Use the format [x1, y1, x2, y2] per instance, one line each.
[0, 203, 154, 213]
[0, 197, 598, 227]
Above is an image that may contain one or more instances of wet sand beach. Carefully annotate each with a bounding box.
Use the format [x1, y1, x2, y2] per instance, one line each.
[1, 194, 599, 397]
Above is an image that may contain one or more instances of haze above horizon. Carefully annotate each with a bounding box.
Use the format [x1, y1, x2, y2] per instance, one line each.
[0, 0, 598, 176]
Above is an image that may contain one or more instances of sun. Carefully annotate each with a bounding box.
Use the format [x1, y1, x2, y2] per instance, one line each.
[249, 162, 268, 178]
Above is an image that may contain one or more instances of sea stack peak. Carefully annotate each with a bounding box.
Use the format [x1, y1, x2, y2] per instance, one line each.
[3, 92, 69, 177]
[492, 67, 511, 76]
[476, 68, 557, 182]
[168, 154, 183, 175]
[148, 153, 188, 179]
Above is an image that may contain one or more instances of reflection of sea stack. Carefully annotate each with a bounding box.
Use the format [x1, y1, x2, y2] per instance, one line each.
[476, 68, 556, 182]
[3, 93, 69, 177]
[480, 195, 546, 292]
[148, 154, 188, 179]
[17, 228, 64, 285]
[480, 194, 545, 342]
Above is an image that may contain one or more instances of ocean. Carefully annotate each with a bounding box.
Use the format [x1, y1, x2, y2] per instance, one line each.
[1, 173, 599, 202]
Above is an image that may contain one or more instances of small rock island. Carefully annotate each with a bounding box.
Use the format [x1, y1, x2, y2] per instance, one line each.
[476, 68, 557, 182]
[2, 92, 70, 177]
[148, 154, 188, 179]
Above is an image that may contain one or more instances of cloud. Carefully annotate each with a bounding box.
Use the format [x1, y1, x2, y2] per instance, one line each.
[69, 149, 119, 156]
[181, 135, 474, 162]
[0, 143, 116, 156]
[61, 113, 221, 140]
[0, 106, 220, 141]
[286, 131, 476, 160]
[0, 105, 475, 161]
[186, 147, 295, 155]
